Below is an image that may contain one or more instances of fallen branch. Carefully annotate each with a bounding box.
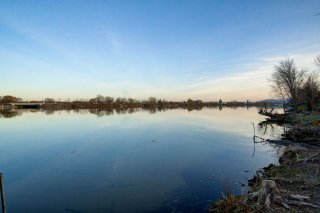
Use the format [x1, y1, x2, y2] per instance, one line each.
[304, 152, 320, 163]
[280, 202, 291, 209]
[286, 200, 320, 208]
[269, 177, 305, 185]
[289, 194, 310, 201]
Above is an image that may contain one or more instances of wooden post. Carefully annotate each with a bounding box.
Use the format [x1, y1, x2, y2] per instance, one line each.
[0, 173, 6, 213]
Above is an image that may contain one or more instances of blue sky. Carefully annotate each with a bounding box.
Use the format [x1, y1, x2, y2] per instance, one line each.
[1, 0, 320, 101]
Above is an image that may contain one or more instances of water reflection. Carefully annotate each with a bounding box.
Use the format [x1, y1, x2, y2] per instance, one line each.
[0, 110, 23, 118]
[0, 105, 262, 119]
[257, 120, 290, 139]
[0, 108, 280, 213]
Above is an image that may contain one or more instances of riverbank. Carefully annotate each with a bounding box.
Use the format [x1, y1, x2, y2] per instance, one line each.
[41, 101, 269, 111]
[211, 112, 320, 212]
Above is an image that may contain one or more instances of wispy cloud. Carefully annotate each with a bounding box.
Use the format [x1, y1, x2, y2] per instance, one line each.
[0, 17, 97, 76]
[99, 25, 124, 54]
[106, 31, 123, 54]
[1, 1, 319, 101]
[177, 52, 320, 101]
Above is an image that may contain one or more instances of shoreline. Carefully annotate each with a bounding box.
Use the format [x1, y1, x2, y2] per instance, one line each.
[211, 112, 320, 212]
[0, 98, 277, 111]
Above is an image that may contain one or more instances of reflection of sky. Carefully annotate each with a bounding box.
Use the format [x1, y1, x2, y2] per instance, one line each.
[0, 108, 279, 213]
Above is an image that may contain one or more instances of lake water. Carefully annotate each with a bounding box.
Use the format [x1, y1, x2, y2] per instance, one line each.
[0, 107, 282, 213]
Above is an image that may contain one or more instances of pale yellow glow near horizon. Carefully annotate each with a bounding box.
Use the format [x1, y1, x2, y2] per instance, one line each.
[3, 53, 318, 102]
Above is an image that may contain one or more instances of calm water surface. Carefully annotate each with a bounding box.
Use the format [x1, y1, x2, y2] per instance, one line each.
[0, 108, 281, 213]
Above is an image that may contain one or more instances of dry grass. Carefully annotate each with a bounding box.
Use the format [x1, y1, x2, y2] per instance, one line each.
[209, 193, 255, 213]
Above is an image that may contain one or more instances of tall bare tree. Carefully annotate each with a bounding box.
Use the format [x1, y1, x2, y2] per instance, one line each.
[148, 97, 157, 106]
[270, 58, 305, 110]
[302, 71, 319, 111]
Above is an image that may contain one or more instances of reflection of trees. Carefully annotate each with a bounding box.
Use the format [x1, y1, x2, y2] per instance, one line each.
[115, 108, 127, 115]
[78, 109, 89, 115]
[0, 110, 23, 118]
[1, 106, 262, 119]
[187, 106, 203, 112]
[73, 109, 80, 114]
[158, 107, 168, 112]
[252, 122, 286, 158]
[141, 108, 158, 114]
[258, 121, 276, 135]
[6, 108, 150, 118]
[257, 120, 289, 137]
[96, 111, 105, 118]
[257, 120, 290, 141]
[100, 109, 113, 117]
[148, 107, 157, 114]
[89, 109, 114, 117]
[128, 108, 141, 114]
[44, 110, 55, 115]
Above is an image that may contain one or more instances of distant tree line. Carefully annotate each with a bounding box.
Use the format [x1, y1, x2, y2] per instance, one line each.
[41, 95, 268, 110]
[0, 93, 273, 111]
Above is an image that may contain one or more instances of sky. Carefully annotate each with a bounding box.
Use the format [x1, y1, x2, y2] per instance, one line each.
[0, 0, 320, 101]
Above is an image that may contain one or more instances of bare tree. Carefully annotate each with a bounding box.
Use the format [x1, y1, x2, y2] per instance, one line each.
[315, 55, 320, 69]
[127, 98, 137, 107]
[2, 95, 19, 103]
[270, 58, 306, 110]
[96, 94, 104, 103]
[104, 96, 114, 105]
[44, 98, 55, 103]
[302, 72, 319, 111]
[115, 97, 126, 104]
[148, 97, 157, 106]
